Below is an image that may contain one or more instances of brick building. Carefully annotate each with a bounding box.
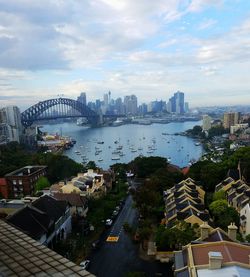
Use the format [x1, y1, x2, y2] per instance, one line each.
[5, 166, 47, 198]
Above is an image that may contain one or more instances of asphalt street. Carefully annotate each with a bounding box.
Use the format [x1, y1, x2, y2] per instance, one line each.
[87, 182, 173, 277]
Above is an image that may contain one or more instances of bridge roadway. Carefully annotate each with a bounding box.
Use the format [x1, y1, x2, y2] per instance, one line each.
[87, 180, 173, 277]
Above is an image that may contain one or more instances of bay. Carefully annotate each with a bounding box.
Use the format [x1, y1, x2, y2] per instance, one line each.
[41, 121, 203, 170]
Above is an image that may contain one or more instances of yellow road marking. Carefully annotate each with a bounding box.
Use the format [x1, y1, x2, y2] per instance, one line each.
[106, 236, 119, 242]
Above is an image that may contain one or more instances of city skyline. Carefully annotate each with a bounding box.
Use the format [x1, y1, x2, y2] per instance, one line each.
[0, 0, 250, 110]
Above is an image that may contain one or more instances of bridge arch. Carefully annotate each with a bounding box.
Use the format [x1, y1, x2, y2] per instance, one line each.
[21, 98, 98, 127]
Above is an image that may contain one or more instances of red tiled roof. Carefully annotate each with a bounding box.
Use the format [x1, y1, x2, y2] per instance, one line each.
[182, 167, 190, 175]
[191, 241, 250, 266]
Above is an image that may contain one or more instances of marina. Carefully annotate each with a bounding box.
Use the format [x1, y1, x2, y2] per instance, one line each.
[41, 121, 203, 169]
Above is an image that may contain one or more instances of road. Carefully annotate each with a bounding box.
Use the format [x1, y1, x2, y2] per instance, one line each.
[87, 181, 173, 277]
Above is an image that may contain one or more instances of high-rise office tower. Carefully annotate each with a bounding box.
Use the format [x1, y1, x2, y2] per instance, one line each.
[77, 92, 87, 106]
[124, 95, 137, 115]
[0, 106, 22, 143]
[167, 91, 185, 114]
[175, 91, 185, 114]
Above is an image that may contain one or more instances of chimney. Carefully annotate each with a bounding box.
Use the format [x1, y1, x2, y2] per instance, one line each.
[208, 252, 223, 269]
[228, 222, 238, 241]
[200, 222, 210, 240]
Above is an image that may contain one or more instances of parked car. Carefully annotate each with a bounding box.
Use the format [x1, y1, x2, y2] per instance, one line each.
[105, 219, 113, 226]
[80, 260, 90, 270]
[112, 210, 118, 217]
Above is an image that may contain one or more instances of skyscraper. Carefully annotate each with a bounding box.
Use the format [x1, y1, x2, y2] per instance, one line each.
[77, 92, 87, 106]
[0, 106, 22, 143]
[124, 95, 137, 115]
[167, 91, 185, 114]
[175, 91, 185, 114]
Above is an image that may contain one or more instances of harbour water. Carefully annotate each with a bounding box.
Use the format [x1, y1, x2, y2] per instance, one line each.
[41, 121, 203, 169]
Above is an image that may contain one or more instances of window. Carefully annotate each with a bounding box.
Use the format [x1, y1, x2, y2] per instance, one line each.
[19, 180, 22, 185]
[13, 180, 16, 185]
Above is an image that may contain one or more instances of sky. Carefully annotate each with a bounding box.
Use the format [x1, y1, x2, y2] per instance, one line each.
[0, 0, 250, 111]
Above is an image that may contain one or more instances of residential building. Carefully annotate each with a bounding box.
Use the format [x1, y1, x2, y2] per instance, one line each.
[5, 165, 47, 198]
[240, 203, 250, 238]
[202, 115, 212, 131]
[174, 222, 250, 277]
[0, 197, 37, 217]
[6, 195, 71, 247]
[230, 123, 249, 134]
[71, 169, 106, 197]
[0, 178, 8, 199]
[215, 177, 250, 212]
[223, 112, 240, 129]
[164, 178, 210, 227]
[0, 220, 93, 276]
[54, 192, 88, 217]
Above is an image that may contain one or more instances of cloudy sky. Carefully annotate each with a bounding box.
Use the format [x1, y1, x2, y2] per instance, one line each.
[0, 0, 250, 110]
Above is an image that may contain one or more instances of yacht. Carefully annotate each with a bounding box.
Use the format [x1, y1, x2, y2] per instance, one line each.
[111, 156, 120, 161]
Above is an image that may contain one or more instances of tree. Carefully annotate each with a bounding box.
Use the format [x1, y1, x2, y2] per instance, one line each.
[129, 156, 167, 178]
[86, 161, 97, 170]
[245, 234, 250, 243]
[213, 190, 226, 201]
[35, 176, 50, 192]
[209, 200, 239, 230]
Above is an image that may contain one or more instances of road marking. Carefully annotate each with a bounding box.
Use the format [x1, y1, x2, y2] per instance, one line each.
[106, 236, 119, 242]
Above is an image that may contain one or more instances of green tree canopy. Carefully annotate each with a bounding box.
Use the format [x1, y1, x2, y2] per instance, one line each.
[213, 190, 226, 201]
[35, 176, 50, 192]
[209, 200, 239, 230]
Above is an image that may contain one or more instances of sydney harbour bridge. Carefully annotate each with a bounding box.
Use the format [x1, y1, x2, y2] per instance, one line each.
[21, 98, 123, 127]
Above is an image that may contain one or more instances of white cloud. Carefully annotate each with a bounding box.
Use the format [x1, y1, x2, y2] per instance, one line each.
[198, 18, 217, 30]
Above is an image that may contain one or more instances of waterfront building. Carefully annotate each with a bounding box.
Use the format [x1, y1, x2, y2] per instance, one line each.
[77, 92, 87, 105]
[202, 115, 212, 131]
[4, 166, 47, 198]
[223, 112, 240, 129]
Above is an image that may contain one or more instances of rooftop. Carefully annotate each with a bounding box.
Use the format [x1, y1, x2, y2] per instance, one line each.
[5, 165, 47, 177]
[0, 220, 94, 276]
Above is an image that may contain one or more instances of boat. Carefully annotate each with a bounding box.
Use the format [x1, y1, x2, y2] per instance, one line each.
[131, 149, 137, 153]
[195, 142, 201, 146]
[97, 141, 104, 144]
[111, 156, 120, 160]
[119, 152, 125, 156]
[147, 150, 153, 154]
[98, 158, 103, 162]
[138, 147, 143, 151]
[162, 132, 167, 135]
